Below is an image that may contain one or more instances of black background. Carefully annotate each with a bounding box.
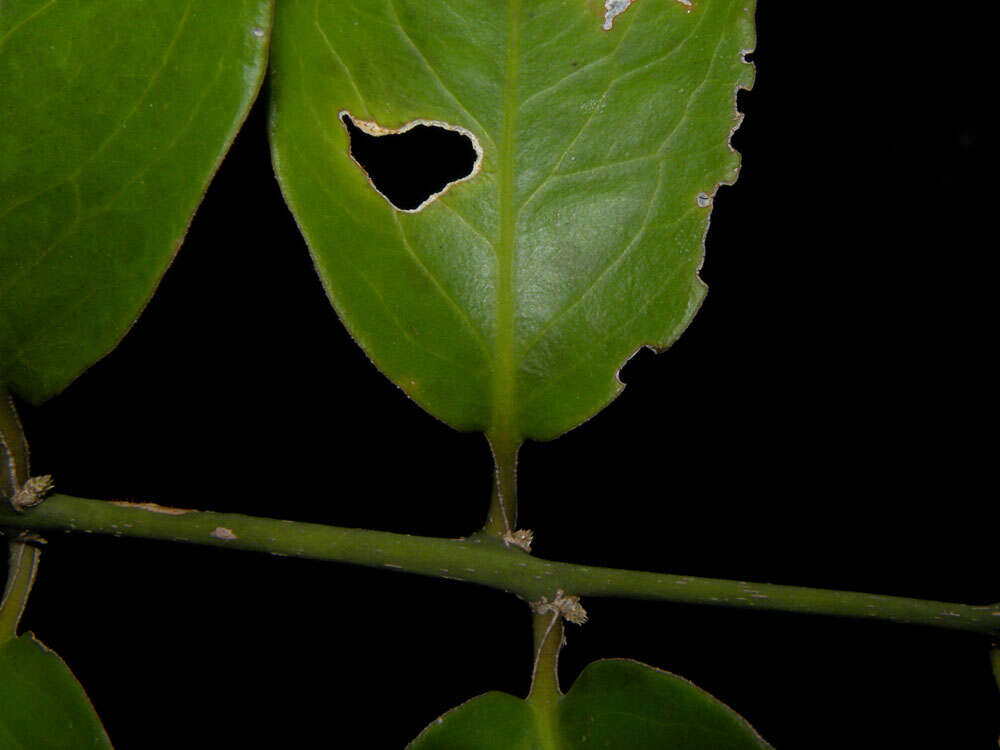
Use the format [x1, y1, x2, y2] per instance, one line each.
[7, 2, 997, 747]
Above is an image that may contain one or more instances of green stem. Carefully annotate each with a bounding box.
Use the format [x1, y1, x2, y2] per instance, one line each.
[3, 493, 999, 637]
[528, 610, 563, 705]
[0, 386, 39, 645]
[0, 539, 40, 645]
[485, 436, 519, 537]
[0, 385, 28, 499]
[528, 610, 563, 748]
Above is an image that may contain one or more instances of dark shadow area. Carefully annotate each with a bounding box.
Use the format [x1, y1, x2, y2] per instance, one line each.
[342, 114, 477, 211]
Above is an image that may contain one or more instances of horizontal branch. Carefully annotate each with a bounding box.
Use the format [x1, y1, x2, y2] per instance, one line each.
[3, 494, 999, 637]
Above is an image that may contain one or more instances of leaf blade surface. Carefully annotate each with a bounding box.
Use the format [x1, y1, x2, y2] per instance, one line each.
[270, 0, 753, 440]
[408, 658, 771, 749]
[0, 0, 273, 403]
[0, 633, 113, 749]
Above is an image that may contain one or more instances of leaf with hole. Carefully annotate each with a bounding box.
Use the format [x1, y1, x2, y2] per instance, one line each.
[408, 658, 771, 749]
[269, 0, 754, 441]
[0, 633, 113, 749]
[0, 0, 273, 403]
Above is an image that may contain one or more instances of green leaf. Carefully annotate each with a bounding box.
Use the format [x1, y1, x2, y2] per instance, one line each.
[411, 692, 541, 750]
[409, 658, 771, 749]
[0, 633, 113, 748]
[269, 0, 754, 440]
[0, 0, 273, 404]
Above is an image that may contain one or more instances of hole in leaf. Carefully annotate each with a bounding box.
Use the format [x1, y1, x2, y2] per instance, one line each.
[341, 113, 480, 212]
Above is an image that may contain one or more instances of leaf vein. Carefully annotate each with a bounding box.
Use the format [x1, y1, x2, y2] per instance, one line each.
[0, 0, 196, 224]
[0, 0, 57, 51]
[519, 205, 698, 409]
[438, 196, 494, 248]
[391, 212, 492, 361]
[0, 25, 231, 307]
[534, 153, 657, 182]
[516, 161, 663, 363]
[513, 18, 634, 213]
[386, 0, 496, 149]
[313, 2, 368, 113]
[654, 23, 730, 158]
[288, 134, 473, 372]
[519, 51, 614, 110]
[516, 6, 711, 214]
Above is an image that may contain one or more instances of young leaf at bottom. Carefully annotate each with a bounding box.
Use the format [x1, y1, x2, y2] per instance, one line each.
[409, 658, 771, 749]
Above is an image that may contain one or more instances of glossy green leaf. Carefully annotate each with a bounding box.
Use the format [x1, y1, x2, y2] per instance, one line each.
[0, 0, 273, 404]
[269, 0, 754, 440]
[412, 692, 540, 750]
[409, 658, 771, 749]
[0, 633, 113, 748]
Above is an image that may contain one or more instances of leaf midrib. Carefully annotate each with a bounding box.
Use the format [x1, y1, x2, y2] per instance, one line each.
[492, 0, 522, 443]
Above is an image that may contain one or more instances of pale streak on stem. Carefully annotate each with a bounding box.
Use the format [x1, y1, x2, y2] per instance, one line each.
[0, 386, 28, 499]
[485, 436, 519, 538]
[528, 610, 564, 741]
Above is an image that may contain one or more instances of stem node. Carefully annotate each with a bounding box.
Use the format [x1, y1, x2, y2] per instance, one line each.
[531, 588, 588, 625]
[10, 475, 54, 513]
